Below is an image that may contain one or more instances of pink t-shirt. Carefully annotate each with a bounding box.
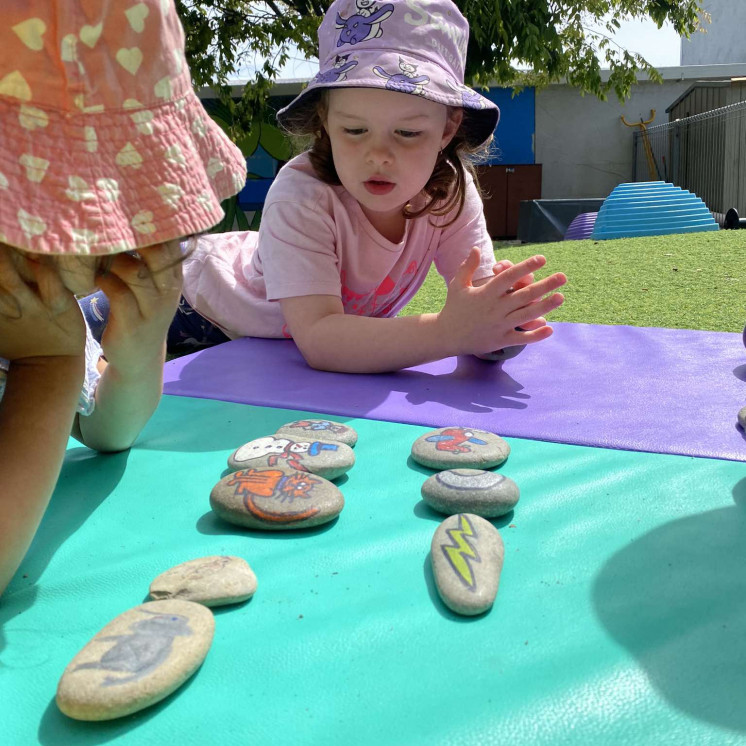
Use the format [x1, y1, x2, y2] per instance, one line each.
[182, 152, 496, 339]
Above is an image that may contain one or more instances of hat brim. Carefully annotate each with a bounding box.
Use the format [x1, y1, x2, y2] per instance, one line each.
[277, 50, 498, 148]
[0, 93, 247, 255]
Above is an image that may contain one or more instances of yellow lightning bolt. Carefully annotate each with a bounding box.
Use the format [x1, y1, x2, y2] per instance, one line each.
[442, 514, 481, 590]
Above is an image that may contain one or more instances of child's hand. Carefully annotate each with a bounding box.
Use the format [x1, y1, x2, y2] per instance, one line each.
[0, 246, 86, 362]
[95, 242, 183, 372]
[439, 248, 566, 356]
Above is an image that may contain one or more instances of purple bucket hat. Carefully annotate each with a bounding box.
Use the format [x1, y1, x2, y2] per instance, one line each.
[277, 0, 499, 147]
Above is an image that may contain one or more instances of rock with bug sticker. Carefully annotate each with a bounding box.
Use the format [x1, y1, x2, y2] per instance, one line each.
[275, 419, 358, 447]
[148, 556, 257, 607]
[227, 434, 354, 480]
[210, 466, 344, 530]
[56, 599, 214, 721]
[738, 406, 746, 430]
[431, 513, 505, 616]
[411, 427, 510, 470]
[421, 469, 520, 517]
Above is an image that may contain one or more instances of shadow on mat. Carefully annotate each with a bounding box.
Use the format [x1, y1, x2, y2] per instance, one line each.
[592, 478, 746, 732]
[732, 363, 746, 382]
[0, 449, 128, 664]
[164, 337, 531, 419]
[394, 355, 529, 413]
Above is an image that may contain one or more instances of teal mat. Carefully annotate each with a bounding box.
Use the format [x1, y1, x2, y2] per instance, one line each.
[2, 395, 746, 745]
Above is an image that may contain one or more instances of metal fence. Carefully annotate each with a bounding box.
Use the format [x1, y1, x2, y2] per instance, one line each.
[632, 99, 746, 216]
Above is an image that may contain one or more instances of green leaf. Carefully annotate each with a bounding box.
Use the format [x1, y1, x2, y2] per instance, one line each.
[259, 123, 293, 162]
[176, 0, 706, 138]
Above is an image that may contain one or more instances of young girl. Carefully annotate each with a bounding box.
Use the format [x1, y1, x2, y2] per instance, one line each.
[170, 0, 566, 373]
[0, 0, 246, 596]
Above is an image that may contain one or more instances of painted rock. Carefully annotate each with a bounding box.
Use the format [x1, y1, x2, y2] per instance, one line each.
[227, 434, 354, 480]
[210, 466, 344, 530]
[431, 513, 505, 616]
[476, 344, 526, 362]
[421, 469, 520, 517]
[56, 600, 214, 721]
[148, 556, 257, 607]
[276, 419, 358, 447]
[411, 427, 510, 470]
[738, 406, 746, 429]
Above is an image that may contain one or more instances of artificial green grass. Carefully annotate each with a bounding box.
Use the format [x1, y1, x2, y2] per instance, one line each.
[400, 231, 746, 333]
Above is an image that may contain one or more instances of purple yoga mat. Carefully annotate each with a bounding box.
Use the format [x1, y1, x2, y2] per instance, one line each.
[163, 322, 746, 462]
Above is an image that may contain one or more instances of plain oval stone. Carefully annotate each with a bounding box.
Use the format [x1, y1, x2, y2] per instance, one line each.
[227, 434, 355, 480]
[210, 466, 344, 530]
[738, 406, 746, 429]
[276, 419, 358, 447]
[148, 556, 257, 607]
[411, 427, 510, 470]
[421, 469, 520, 517]
[56, 600, 214, 721]
[477, 344, 526, 362]
[431, 513, 505, 616]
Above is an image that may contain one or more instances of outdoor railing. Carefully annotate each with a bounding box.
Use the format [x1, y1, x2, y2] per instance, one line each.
[632, 99, 746, 216]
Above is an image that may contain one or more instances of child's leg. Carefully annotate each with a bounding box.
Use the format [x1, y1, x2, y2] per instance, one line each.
[167, 296, 230, 354]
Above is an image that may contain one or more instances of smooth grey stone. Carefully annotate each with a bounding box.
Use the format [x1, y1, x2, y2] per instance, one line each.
[210, 466, 344, 530]
[276, 419, 358, 447]
[227, 434, 354, 480]
[476, 344, 526, 362]
[148, 556, 257, 607]
[431, 513, 505, 616]
[411, 427, 510, 470]
[738, 406, 746, 429]
[421, 469, 519, 517]
[56, 600, 214, 721]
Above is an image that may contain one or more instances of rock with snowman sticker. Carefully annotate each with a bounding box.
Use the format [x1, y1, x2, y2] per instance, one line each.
[431, 513, 505, 616]
[148, 556, 257, 607]
[56, 600, 214, 721]
[210, 466, 344, 530]
[275, 419, 358, 447]
[411, 427, 510, 470]
[227, 434, 354, 480]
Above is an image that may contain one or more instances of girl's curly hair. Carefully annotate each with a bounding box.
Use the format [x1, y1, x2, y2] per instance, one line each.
[279, 91, 492, 227]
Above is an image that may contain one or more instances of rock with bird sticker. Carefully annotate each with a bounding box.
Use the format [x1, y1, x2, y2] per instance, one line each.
[56, 600, 214, 720]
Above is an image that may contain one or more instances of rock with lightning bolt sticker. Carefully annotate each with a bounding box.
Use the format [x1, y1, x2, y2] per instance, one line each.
[431, 513, 505, 616]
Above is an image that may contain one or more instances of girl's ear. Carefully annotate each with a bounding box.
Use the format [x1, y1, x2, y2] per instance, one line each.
[441, 107, 464, 149]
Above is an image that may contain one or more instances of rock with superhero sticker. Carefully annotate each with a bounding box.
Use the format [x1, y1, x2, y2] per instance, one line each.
[275, 418, 358, 447]
[421, 469, 519, 518]
[56, 600, 214, 721]
[210, 467, 344, 530]
[227, 434, 354, 480]
[148, 556, 257, 607]
[431, 513, 505, 617]
[411, 427, 510, 470]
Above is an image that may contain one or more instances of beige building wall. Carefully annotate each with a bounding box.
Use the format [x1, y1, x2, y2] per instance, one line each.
[535, 63, 746, 200]
[681, 0, 746, 65]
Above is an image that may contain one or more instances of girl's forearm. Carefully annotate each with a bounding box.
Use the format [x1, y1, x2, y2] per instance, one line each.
[76, 343, 166, 452]
[0, 357, 83, 596]
[295, 312, 455, 373]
